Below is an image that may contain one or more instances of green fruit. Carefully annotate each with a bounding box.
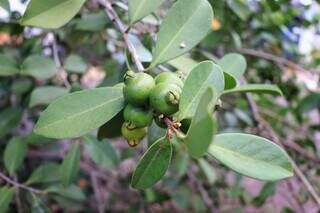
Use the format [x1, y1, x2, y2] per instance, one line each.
[150, 83, 181, 115]
[155, 72, 184, 89]
[123, 104, 153, 127]
[121, 122, 147, 147]
[123, 71, 155, 106]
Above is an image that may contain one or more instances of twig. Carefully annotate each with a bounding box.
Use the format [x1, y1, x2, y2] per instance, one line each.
[187, 169, 215, 213]
[14, 176, 23, 213]
[96, 0, 145, 72]
[237, 48, 316, 74]
[48, 32, 71, 89]
[0, 171, 43, 194]
[245, 93, 320, 207]
[90, 173, 105, 213]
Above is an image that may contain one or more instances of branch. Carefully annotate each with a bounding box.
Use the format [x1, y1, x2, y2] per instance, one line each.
[0, 172, 43, 195]
[48, 32, 71, 89]
[245, 92, 320, 207]
[237, 48, 316, 74]
[97, 0, 145, 72]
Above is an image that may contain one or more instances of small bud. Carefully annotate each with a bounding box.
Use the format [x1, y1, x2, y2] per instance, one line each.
[127, 139, 139, 147]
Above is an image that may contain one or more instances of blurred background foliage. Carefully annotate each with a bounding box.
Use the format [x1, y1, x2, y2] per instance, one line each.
[0, 0, 319, 212]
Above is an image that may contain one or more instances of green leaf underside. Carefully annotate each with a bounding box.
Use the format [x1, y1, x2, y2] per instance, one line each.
[178, 61, 224, 120]
[29, 86, 69, 107]
[0, 187, 16, 213]
[131, 137, 172, 189]
[223, 84, 283, 96]
[208, 133, 293, 181]
[4, 138, 27, 175]
[34, 86, 125, 139]
[21, 0, 86, 29]
[60, 143, 80, 186]
[218, 53, 247, 79]
[151, 0, 213, 66]
[129, 0, 165, 25]
[184, 87, 217, 158]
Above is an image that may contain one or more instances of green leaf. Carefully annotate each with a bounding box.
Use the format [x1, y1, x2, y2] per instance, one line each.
[147, 121, 166, 147]
[21, 55, 56, 80]
[97, 110, 124, 140]
[74, 11, 108, 31]
[0, 0, 10, 11]
[26, 163, 60, 185]
[129, 0, 165, 25]
[178, 61, 224, 120]
[0, 54, 19, 76]
[174, 151, 189, 177]
[223, 72, 237, 90]
[0, 187, 16, 213]
[131, 137, 172, 189]
[226, 0, 251, 21]
[150, 0, 213, 66]
[34, 86, 125, 139]
[198, 158, 216, 185]
[29, 86, 69, 107]
[64, 54, 87, 74]
[46, 184, 86, 201]
[4, 138, 27, 175]
[11, 78, 33, 95]
[218, 53, 247, 79]
[208, 133, 293, 181]
[60, 143, 80, 186]
[253, 182, 277, 207]
[0, 107, 23, 137]
[168, 55, 198, 75]
[184, 87, 217, 158]
[21, 0, 86, 29]
[223, 84, 283, 96]
[83, 136, 118, 169]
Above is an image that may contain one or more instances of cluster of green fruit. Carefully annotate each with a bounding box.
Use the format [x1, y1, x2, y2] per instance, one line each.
[121, 70, 184, 147]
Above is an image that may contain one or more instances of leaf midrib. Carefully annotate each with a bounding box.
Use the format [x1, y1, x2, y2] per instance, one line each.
[209, 144, 291, 174]
[36, 95, 123, 131]
[130, 0, 148, 24]
[134, 142, 168, 187]
[178, 70, 214, 120]
[151, 1, 203, 66]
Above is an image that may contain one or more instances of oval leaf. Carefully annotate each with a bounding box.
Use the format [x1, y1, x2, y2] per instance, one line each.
[34, 86, 125, 139]
[83, 136, 118, 169]
[0, 107, 23, 137]
[21, 0, 86, 29]
[208, 133, 293, 181]
[223, 84, 283, 96]
[0, 187, 16, 213]
[129, 0, 165, 25]
[218, 53, 247, 79]
[150, 0, 213, 66]
[26, 163, 60, 185]
[60, 143, 80, 186]
[0, 54, 19, 76]
[64, 54, 87, 74]
[131, 137, 172, 189]
[178, 61, 224, 120]
[4, 138, 27, 175]
[21, 55, 56, 80]
[184, 87, 217, 158]
[29, 86, 69, 107]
